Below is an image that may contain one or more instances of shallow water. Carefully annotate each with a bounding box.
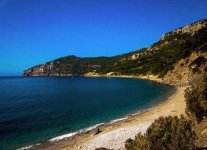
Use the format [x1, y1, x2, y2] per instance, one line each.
[0, 77, 174, 150]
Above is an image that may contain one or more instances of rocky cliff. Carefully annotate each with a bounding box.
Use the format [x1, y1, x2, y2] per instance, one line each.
[23, 19, 207, 86]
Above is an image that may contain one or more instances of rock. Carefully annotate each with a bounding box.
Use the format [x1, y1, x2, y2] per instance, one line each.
[161, 19, 207, 40]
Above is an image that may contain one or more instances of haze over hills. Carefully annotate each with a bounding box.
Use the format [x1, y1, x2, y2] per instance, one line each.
[23, 19, 207, 86]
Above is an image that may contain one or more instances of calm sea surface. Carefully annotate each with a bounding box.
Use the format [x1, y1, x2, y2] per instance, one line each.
[0, 77, 174, 150]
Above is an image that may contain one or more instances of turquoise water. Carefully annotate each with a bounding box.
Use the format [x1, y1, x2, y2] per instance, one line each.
[0, 77, 174, 150]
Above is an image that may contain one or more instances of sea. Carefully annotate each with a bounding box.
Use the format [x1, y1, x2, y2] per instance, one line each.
[0, 77, 174, 150]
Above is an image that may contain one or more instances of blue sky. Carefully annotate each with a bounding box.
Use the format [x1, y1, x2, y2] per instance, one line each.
[0, 0, 207, 75]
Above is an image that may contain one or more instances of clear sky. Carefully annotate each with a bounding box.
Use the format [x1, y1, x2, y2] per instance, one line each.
[0, 0, 207, 75]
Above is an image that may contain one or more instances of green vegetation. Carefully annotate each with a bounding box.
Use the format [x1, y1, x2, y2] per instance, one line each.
[185, 75, 207, 122]
[189, 55, 207, 74]
[125, 115, 196, 150]
[189, 56, 207, 68]
[24, 19, 207, 77]
[23, 18, 207, 149]
[125, 74, 207, 150]
[103, 24, 206, 77]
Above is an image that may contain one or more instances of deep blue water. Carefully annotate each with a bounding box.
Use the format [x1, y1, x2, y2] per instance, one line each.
[0, 77, 174, 150]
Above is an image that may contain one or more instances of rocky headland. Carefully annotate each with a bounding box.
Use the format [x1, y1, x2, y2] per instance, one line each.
[23, 19, 207, 87]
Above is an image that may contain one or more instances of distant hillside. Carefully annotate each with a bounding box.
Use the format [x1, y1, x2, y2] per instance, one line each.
[23, 19, 207, 86]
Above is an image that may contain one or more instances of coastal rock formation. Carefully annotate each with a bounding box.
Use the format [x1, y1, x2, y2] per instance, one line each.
[23, 19, 207, 86]
[161, 19, 207, 40]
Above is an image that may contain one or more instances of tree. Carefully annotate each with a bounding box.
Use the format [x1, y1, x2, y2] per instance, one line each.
[185, 74, 207, 122]
[125, 133, 148, 150]
[125, 115, 196, 150]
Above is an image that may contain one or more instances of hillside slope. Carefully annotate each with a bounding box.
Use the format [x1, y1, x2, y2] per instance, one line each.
[23, 19, 207, 86]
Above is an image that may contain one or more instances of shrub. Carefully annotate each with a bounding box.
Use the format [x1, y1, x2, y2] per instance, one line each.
[125, 133, 149, 150]
[189, 56, 207, 68]
[125, 115, 196, 150]
[185, 75, 207, 122]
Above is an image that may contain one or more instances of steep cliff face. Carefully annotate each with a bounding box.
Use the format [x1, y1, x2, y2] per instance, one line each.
[23, 19, 207, 86]
[163, 48, 207, 86]
[23, 62, 59, 76]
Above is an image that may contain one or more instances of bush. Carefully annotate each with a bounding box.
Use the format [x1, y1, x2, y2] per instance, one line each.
[190, 56, 207, 68]
[125, 115, 196, 150]
[185, 75, 207, 122]
[125, 133, 149, 150]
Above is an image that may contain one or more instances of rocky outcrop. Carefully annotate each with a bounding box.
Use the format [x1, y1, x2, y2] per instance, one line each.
[23, 62, 74, 76]
[163, 49, 207, 86]
[161, 19, 207, 40]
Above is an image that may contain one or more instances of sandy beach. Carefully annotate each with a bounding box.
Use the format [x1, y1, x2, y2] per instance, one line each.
[30, 84, 186, 150]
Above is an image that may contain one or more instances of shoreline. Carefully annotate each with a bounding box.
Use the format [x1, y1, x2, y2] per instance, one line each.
[25, 77, 186, 150]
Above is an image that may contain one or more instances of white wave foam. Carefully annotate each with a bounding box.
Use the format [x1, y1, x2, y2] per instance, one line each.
[18, 107, 156, 149]
[82, 123, 104, 132]
[109, 117, 128, 124]
[17, 145, 33, 150]
[49, 111, 148, 143]
[49, 123, 104, 142]
[49, 132, 78, 142]
[17, 143, 40, 150]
